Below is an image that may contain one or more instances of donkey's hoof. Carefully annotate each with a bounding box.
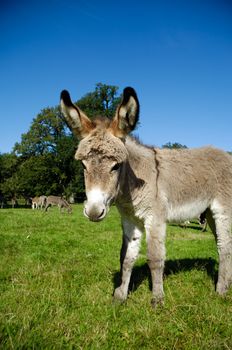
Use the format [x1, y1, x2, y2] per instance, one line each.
[151, 297, 164, 309]
[113, 287, 127, 303]
[216, 283, 228, 295]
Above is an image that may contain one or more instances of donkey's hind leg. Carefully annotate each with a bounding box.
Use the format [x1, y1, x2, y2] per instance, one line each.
[114, 219, 143, 303]
[209, 204, 232, 295]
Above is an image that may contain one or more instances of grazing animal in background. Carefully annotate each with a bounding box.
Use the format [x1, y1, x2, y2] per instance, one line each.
[38, 195, 47, 209]
[31, 195, 47, 210]
[60, 86, 232, 308]
[199, 210, 207, 232]
[45, 195, 72, 213]
[31, 196, 40, 209]
[180, 210, 208, 231]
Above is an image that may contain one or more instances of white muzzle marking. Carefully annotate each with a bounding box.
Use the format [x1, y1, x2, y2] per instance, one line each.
[84, 188, 108, 222]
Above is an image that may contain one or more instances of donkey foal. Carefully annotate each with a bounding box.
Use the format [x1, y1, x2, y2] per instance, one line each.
[60, 87, 232, 307]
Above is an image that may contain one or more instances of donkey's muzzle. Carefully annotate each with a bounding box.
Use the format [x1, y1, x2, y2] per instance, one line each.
[84, 203, 106, 222]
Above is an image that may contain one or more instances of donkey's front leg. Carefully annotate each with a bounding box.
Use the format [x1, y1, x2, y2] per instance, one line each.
[146, 219, 166, 308]
[114, 219, 143, 303]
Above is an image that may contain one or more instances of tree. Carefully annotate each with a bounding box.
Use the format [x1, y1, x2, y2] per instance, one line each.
[0, 153, 18, 179]
[162, 142, 187, 149]
[3, 83, 120, 200]
[0, 153, 19, 199]
[77, 83, 120, 118]
[13, 83, 120, 159]
[13, 107, 68, 158]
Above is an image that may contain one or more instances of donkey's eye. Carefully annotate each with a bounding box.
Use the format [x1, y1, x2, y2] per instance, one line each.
[111, 163, 121, 172]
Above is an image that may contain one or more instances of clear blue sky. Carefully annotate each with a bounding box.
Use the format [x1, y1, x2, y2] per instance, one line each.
[1, 0, 232, 153]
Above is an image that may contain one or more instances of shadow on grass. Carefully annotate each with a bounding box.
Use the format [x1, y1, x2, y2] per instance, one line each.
[113, 258, 218, 293]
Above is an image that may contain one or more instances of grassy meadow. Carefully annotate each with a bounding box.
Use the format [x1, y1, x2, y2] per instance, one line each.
[0, 205, 232, 349]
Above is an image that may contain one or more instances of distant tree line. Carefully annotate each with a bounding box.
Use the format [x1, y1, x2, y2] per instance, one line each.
[0, 82, 199, 204]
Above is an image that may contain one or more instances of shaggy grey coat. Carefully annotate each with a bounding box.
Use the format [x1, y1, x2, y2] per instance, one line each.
[60, 87, 232, 307]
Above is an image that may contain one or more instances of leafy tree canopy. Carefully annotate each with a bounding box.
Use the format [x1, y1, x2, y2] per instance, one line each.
[13, 107, 68, 158]
[1, 83, 121, 200]
[162, 142, 187, 149]
[77, 83, 120, 118]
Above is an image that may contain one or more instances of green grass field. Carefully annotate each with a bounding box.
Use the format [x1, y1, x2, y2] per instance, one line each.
[0, 205, 232, 349]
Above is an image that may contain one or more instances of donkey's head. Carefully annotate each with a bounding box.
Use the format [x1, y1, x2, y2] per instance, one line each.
[60, 87, 139, 221]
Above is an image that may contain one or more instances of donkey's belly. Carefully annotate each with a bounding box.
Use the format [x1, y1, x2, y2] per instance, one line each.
[167, 199, 209, 222]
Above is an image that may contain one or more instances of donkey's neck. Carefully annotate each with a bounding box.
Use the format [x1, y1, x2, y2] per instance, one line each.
[124, 137, 155, 177]
[115, 137, 156, 218]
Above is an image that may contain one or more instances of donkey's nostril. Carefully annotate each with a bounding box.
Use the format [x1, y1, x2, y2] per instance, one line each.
[97, 209, 105, 219]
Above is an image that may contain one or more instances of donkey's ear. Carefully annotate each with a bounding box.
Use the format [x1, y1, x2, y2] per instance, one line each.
[111, 87, 140, 138]
[60, 90, 95, 139]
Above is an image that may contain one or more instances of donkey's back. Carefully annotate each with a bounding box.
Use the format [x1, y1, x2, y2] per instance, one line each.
[45, 195, 72, 213]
